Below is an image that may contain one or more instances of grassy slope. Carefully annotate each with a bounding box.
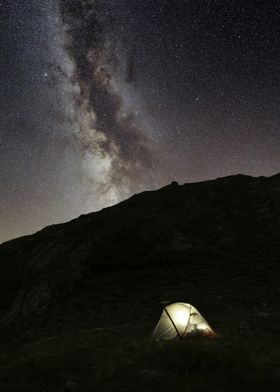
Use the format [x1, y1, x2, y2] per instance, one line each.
[0, 174, 280, 390]
[1, 330, 279, 392]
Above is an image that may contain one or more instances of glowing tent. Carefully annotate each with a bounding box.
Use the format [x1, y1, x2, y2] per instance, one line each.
[152, 302, 215, 340]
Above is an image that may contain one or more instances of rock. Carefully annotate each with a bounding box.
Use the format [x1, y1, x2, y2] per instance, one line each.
[65, 380, 80, 391]
[239, 321, 250, 330]
[255, 312, 271, 318]
[238, 321, 253, 336]
[142, 369, 160, 377]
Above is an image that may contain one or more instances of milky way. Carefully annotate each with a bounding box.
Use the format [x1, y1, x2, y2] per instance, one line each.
[56, 0, 167, 208]
[1, 0, 280, 243]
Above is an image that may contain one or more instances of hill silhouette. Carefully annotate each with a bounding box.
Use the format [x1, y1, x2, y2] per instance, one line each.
[0, 173, 280, 391]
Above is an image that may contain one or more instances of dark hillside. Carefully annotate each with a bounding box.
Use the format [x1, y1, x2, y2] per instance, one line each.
[0, 173, 280, 391]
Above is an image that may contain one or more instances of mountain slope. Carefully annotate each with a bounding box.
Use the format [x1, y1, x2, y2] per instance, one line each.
[1, 173, 280, 331]
[0, 173, 280, 391]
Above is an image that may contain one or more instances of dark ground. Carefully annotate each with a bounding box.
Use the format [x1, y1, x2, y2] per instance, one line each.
[0, 173, 280, 391]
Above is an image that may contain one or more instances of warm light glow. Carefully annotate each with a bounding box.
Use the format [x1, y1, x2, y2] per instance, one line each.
[153, 303, 216, 340]
[173, 310, 188, 327]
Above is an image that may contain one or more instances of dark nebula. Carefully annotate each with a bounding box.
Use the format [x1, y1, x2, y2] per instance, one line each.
[61, 1, 161, 177]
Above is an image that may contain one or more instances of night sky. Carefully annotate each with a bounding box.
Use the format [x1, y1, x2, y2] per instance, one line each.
[1, 0, 280, 243]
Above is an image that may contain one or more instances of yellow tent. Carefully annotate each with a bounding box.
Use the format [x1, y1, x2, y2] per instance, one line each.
[152, 302, 215, 340]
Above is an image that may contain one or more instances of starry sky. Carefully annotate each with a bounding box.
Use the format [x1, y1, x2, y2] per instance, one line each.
[1, 0, 280, 243]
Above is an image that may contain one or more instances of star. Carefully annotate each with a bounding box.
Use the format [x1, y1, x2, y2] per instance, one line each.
[1, 0, 280, 243]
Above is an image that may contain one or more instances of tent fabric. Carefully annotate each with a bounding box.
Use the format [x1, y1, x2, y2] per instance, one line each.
[152, 302, 215, 340]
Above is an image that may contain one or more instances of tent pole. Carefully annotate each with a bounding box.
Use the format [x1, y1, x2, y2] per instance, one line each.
[183, 304, 192, 337]
[164, 307, 181, 339]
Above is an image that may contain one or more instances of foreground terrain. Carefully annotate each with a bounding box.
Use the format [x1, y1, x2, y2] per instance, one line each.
[0, 174, 280, 391]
